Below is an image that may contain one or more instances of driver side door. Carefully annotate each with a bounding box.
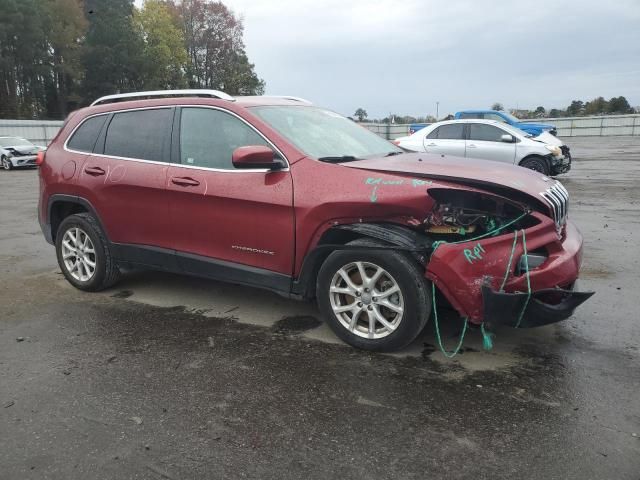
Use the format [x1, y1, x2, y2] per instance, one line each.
[166, 107, 295, 287]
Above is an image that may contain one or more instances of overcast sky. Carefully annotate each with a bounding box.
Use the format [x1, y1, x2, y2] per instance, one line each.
[138, 0, 640, 118]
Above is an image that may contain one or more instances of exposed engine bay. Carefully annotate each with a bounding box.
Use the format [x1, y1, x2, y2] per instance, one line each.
[421, 188, 538, 243]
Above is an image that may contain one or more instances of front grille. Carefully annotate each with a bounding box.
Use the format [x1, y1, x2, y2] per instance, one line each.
[541, 182, 569, 233]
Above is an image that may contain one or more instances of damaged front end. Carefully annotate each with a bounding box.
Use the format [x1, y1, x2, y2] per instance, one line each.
[422, 187, 593, 328]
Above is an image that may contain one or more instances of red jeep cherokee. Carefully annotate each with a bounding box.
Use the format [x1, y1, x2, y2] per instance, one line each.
[38, 90, 593, 351]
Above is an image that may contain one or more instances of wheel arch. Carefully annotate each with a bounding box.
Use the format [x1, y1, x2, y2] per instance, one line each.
[291, 223, 429, 300]
[519, 154, 550, 173]
[48, 195, 107, 243]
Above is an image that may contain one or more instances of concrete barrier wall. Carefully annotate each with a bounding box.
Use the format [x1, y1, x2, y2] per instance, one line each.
[540, 114, 640, 137]
[2, 114, 639, 146]
[0, 119, 64, 146]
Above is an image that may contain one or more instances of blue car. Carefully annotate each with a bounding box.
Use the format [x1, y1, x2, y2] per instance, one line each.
[454, 110, 557, 136]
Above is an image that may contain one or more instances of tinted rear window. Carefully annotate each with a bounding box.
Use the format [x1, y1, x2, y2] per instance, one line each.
[67, 115, 107, 153]
[436, 124, 464, 140]
[104, 109, 172, 161]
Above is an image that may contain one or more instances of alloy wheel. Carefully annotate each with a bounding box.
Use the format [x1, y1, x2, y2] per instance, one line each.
[61, 227, 97, 282]
[329, 261, 404, 339]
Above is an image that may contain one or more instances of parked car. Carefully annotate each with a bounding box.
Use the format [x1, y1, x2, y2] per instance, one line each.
[38, 90, 592, 352]
[393, 119, 571, 176]
[455, 110, 557, 136]
[0, 136, 45, 170]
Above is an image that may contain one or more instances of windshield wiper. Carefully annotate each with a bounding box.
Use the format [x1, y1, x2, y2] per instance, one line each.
[317, 155, 360, 163]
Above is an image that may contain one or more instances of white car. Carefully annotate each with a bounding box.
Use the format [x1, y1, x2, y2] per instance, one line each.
[0, 136, 45, 170]
[393, 119, 571, 176]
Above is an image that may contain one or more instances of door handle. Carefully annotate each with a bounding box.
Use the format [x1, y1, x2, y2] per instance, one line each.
[426, 143, 437, 147]
[171, 176, 200, 187]
[467, 144, 477, 148]
[84, 166, 106, 176]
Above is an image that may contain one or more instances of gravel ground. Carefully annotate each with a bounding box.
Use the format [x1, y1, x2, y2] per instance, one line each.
[1, 136, 639, 479]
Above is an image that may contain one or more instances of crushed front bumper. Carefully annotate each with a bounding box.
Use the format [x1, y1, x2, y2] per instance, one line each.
[8, 155, 37, 167]
[481, 282, 594, 328]
[549, 152, 571, 175]
[426, 214, 593, 327]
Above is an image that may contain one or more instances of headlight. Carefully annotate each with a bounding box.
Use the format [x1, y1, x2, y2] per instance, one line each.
[545, 145, 562, 156]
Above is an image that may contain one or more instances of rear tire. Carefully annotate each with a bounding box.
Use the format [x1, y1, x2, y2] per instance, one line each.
[520, 156, 549, 175]
[316, 238, 430, 351]
[55, 213, 120, 291]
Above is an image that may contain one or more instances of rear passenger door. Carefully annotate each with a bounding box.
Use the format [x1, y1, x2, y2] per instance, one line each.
[465, 123, 517, 164]
[74, 108, 174, 253]
[423, 124, 466, 157]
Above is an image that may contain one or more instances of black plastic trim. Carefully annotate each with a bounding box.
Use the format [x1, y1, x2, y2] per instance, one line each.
[176, 250, 291, 295]
[291, 223, 430, 299]
[112, 242, 292, 296]
[45, 194, 108, 244]
[481, 281, 594, 329]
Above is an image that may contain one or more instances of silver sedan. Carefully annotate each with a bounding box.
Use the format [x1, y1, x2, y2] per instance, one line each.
[393, 119, 571, 176]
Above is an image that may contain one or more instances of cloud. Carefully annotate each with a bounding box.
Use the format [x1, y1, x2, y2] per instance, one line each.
[138, 0, 640, 118]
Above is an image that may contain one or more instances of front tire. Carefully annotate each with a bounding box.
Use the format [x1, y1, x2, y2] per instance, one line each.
[1, 156, 13, 170]
[520, 155, 549, 175]
[316, 239, 431, 351]
[55, 213, 120, 291]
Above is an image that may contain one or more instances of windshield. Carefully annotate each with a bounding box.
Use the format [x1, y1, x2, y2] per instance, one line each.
[250, 106, 402, 160]
[0, 137, 33, 147]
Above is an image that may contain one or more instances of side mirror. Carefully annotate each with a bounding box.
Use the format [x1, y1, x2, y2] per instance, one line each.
[500, 134, 515, 143]
[232, 145, 284, 170]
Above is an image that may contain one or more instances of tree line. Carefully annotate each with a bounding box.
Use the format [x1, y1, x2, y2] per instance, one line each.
[492, 96, 636, 119]
[0, 0, 265, 120]
[352, 108, 436, 124]
[355, 95, 637, 125]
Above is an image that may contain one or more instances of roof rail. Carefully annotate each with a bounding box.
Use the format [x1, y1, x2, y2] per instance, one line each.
[91, 89, 235, 106]
[264, 95, 313, 105]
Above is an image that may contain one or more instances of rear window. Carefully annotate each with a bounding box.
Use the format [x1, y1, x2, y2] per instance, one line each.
[67, 115, 107, 153]
[434, 124, 464, 140]
[104, 108, 172, 162]
[458, 113, 480, 119]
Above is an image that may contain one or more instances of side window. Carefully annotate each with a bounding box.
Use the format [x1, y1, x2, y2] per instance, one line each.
[469, 124, 507, 142]
[179, 108, 270, 170]
[426, 127, 439, 139]
[436, 124, 465, 140]
[104, 109, 172, 162]
[458, 113, 480, 119]
[67, 115, 107, 153]
[485, 113, 507, 123]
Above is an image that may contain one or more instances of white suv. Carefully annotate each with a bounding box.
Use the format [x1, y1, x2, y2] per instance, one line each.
[394, 119, 571, 176]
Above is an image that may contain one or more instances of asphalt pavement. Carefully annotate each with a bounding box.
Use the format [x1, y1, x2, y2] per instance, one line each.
[1, 136, 639, 479]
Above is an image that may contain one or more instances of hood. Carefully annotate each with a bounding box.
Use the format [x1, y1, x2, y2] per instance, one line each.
[516, 121, 555, 130]
[533, 131, 563, 146]
[343, 152, 558, 210]
[4, 145, 40, 155]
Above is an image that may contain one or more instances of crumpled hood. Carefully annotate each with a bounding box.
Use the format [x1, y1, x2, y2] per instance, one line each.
[4, 145, 39, 155]
[343, 153, 558, 207]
